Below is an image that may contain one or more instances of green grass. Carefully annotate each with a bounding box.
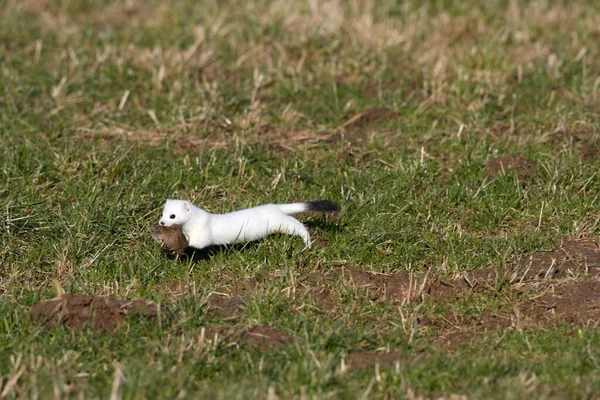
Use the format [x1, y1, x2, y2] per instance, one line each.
[1, 0, 600, 398]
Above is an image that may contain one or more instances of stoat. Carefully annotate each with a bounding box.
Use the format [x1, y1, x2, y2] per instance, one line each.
[158, 199, 338, 250]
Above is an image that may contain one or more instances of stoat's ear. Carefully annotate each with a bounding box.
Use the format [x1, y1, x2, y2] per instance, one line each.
[183, 201, 191, 213]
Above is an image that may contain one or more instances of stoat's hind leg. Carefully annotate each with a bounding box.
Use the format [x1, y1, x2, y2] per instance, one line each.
[272, 215, 312, 247]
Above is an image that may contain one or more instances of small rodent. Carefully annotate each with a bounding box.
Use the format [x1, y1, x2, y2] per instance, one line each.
[150, 222, 189, 253]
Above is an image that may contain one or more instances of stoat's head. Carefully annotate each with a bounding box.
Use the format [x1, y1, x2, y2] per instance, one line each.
[159, 199, 192, 227]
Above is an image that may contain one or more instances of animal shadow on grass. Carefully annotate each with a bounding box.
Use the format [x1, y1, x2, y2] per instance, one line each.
[303, 214, 345, 232]
[166, 242, 263, 262]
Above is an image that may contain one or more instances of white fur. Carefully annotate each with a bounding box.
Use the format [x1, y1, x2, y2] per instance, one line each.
[159, 199, 312, 250]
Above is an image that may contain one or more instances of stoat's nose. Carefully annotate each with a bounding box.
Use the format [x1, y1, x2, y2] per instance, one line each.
[160, 221, 165, 226]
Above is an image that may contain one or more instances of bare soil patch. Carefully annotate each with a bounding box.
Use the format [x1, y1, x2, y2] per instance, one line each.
[425, 277, 600, 350]
[526, 278, 600, 325]
[305, 239, 600, 308]
[467, 239, 600, 284]
[32, 239, 600, 347]
[347, 350, 402, 368]
[31, 294, 165, 333]
[302, 239, 600, 349]
[241, 326, 291, 350]
[204, 275, 262, 317]
[419, 239, 600, 348]
[486, 156, 536, 180]
[206, 293, 245, 317]
[302, 266, 413, 309]
[424, 311, 519, 350]
[335, 267, 412, 302]
[426, 239, 600, 302]
[197, 239, 600, 324]
[578, 143, 600, 160]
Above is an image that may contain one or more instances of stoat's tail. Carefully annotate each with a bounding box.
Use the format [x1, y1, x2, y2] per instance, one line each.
[276, 200, 339, 215]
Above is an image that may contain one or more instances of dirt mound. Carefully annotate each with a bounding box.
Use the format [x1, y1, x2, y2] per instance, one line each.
[429, 239, 600, 302]
[302, 264, 478, 309]
[204, 276, 263, 317]
[303, 239, 600, 312]
[486, 156, 536, 180]
[31, 294, 165, 333]
[424, 311, 518, 350]
[579, 143, 600, 159]
[206, 293, 245, 317]
[332, 267, 412, 302]
[425, 277, 600, 350]
[303, 266, 413, 309]
[241, 326, 291, 350]
[423, 239, 600, 301]
[468, 239, 600, 283]
[527, 279, 600, 324]
[419, 239, 600, 350]
[307, 285, 336, 311]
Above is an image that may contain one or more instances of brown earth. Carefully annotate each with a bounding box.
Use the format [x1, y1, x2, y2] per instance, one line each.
[31, 294, 166, 333]
[301, 239, 600, 308]
[423, 311, 518, 350]
[300, 239, 600, 350]
[422, 239, 600, 302]
[466, 238, 600, 284]
[206, 293, 245, 317]
[241, 326, 291, 350]
[578, 143, 600, 160]
[31, 239, 600, 350]
[347, 350, 402, 368]
[424, 276, 600, 350]
[525, 278, 600, 325]
[302, 266, 413, 307]
[486, 156, 536, 180]
[420, 240, 600, 348]
[30, 292, 291, 351]
[205, 275, 263, 317]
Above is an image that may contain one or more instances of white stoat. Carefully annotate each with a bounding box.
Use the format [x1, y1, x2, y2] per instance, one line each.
[158, 199, 338, 250]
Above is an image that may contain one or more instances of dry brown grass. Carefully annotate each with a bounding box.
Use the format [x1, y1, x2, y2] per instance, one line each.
[6, 0, 597, 151]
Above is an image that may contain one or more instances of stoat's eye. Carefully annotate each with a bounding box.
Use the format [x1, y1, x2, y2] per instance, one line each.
[170, 214, 176, 219]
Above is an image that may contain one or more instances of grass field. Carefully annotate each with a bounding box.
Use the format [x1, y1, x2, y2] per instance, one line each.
[2, 0, 600, 398]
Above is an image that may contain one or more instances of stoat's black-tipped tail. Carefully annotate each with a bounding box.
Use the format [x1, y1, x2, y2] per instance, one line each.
[276, 200, 339, 215]
[306, 200, 339, 213]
